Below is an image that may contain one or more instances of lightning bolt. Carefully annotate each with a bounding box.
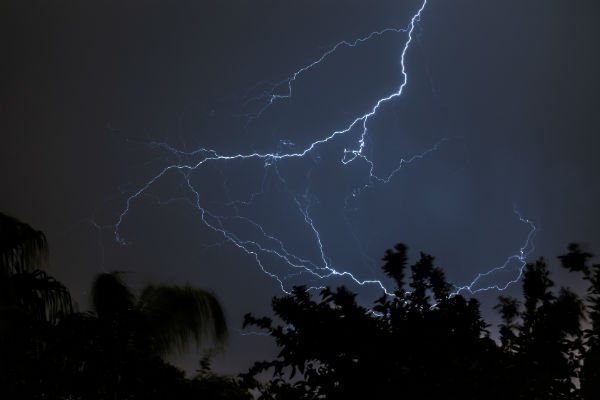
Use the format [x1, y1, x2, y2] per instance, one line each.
[110, 0, 536, 298]
[451, 208, 537, 296]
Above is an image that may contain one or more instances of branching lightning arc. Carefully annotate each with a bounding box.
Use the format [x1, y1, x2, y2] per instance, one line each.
[112, 0, 536, 297]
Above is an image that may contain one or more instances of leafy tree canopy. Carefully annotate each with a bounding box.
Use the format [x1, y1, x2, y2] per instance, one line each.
[243, 244, 600, 400]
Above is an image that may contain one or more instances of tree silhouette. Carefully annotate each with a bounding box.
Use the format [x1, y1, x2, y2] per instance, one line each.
[49, 271, 229, 399]
[242, 247, 504, 400]
[0, 212, 72, 322]
[559, 243, 600, 398]
[0, 212, 239, 399]
[90, 272, 227, 355]
[495, 258, 584, 399]
[243, 243, 600, 400]
[0, 212, 73, 398]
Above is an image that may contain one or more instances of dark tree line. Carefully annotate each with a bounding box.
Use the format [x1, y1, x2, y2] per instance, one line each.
[2, 212, 600, 399]
[243, 244, 600, 399]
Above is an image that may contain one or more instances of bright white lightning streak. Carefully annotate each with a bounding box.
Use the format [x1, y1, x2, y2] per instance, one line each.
[244, 25, 409, 122]
[451, 209, 537, 296]
[112, 0, 536, 297]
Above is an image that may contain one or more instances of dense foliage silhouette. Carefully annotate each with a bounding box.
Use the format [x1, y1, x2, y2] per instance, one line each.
[2, 212, 599, 399]
[243, 244, 600, 400]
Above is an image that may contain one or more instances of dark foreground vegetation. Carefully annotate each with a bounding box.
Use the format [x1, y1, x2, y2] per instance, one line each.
[1, 212, 599, 399]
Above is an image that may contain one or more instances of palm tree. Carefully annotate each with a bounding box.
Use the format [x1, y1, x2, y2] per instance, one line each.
[1, 212, 74, 397]
[0, 212, 73, 323]
[0, 212, 48, 273]
[1, 213, 229, 398]
[55, 272, 228, 398]
[90, 271, 227, 356]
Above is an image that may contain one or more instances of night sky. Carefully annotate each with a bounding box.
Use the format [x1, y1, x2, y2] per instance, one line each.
[2, 0, 600, 373]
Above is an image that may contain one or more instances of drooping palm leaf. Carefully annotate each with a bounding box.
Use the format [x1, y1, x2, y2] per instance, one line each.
[9, 270, 73, 324]
[139, 285, 228, 356]
[0, 212, 48, 275]
[0, 213, 72, 324]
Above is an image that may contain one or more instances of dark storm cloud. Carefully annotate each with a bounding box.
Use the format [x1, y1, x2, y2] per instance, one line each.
[1, 0, 599, 372]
